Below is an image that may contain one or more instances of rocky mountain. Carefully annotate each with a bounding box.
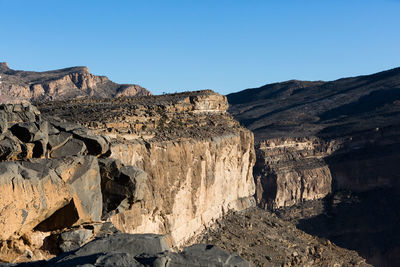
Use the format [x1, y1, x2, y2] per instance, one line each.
[227, 67, 400, 266]
[0, 63, 151, 103]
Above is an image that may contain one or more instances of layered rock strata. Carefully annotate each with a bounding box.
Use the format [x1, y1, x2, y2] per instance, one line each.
[0, 62, 151, 103]
[254, 137, 338, 209]
[227, 67, 400, 265]
[38, 90, 256, 247]
[228, 67, 400, 209]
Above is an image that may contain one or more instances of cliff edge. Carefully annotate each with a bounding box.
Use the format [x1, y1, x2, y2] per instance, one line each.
[38, 90, 256, 247]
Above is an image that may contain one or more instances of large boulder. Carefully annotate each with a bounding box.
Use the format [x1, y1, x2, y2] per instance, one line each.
[0, 160, 70, 240]
[50, 138, 87, 158]
[59, 228, 94, 253]
[47, 132, 73, 151]
[0, 156, 102, 240]
[0, 133, 23, 161]
[20, 233, 249, 267]
[137, 244, 251, 267]
[72, 128, 109, 157]
[98, 158, 148, 219]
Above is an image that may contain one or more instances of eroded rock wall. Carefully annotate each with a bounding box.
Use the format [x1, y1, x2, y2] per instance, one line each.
[253, 125, 400, 210]
[38, 90, 257, 247]
[110, 130, 255, 246]
[254, 137, 338, 209]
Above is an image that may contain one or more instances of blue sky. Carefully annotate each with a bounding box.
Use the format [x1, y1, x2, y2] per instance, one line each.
[1, 0, 399, 95]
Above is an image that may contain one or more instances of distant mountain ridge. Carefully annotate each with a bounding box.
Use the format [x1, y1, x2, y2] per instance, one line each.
[227, 67, 400, 140]
[227, 67, 400, 266]
[0, 62, 151, 103]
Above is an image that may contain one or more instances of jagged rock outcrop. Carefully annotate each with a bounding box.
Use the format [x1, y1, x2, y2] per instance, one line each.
[0, 103, 148, 263]
[0, 93, 255, 265]
[227, 66, 400, 266]
[0, 62, 151, 103]
[0, 156, 102, 241]
[38, 90, 256, 247]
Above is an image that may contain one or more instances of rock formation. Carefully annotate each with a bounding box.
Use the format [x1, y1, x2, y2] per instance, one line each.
[38, 90, 256, 247]
[0, 101, 251, 266]
[0, 86, 379, 266]
[227, 66, 400, 266]
[0, 103, 122, 262]
[0, 62, 151, 103]
[254, 137, 337, 209]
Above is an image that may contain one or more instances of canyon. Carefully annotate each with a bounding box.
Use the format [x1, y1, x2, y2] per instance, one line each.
[228, 67, 400, 266]
[0, 64, 398, 266]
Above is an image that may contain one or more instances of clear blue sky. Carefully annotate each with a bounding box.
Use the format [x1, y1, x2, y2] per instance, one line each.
[1, 0, 399, 95]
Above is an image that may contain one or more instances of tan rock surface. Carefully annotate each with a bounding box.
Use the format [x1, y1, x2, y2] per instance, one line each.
[0, 63, 151, 103]
[254, 137, 339, 209]
[38, 90, 257, 247]
[0, 156, 102, 241]
[110, 131, 255, 246]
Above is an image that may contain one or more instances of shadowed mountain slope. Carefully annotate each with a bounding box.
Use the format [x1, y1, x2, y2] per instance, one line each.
[227, 67, 400, 266]
[228, 67, 400, 140]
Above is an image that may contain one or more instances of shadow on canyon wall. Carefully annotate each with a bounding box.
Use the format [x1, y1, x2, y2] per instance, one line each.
[228, 67, 400, 266]
[296, 188, 400, 267]
[295, 133, 400, 267]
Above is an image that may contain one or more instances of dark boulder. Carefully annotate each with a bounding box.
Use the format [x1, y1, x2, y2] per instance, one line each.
[72, 128, 109, 157]
[17, 233, 250, 267]
[0, 135, 22, 161]
[48, 132, 73, 151]
[59, 228, 94, 253]
[99, 158, 148, 219]
[50, 139, 87, 158]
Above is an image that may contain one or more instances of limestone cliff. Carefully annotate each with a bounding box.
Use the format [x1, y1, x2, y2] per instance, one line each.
[254, 137, 338, 209]
[38, 90, 256, 247]
[0, 101, 252, 265]
[0, 62, 151, 103]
